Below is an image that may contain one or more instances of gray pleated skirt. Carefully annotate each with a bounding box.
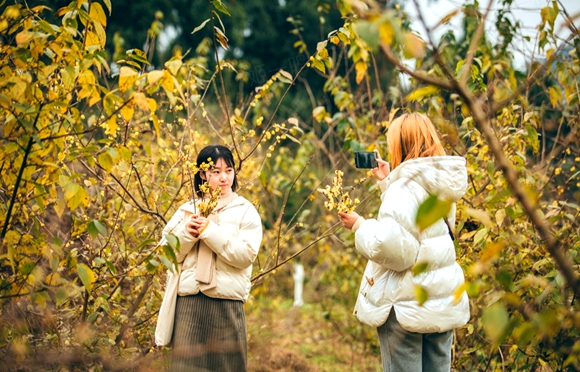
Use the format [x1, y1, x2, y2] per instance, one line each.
[170, 292, 247, 372]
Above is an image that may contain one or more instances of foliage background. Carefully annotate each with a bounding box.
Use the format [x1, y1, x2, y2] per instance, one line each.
[0, 0, 579, 371]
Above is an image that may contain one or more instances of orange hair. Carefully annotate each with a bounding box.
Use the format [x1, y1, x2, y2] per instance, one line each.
[386, 112, 446, 169]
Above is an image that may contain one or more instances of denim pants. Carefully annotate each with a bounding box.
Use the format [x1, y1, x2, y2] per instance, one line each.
[377, 310, 453, 372]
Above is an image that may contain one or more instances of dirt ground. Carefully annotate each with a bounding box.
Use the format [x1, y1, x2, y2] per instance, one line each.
[246, 299, 382, 372]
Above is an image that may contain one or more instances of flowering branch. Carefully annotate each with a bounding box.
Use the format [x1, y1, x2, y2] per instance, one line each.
[321, 170, 360, 213]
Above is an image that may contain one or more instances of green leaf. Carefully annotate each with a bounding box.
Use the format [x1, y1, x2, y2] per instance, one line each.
[414, 285, 428, 305]
[55, 287, 69, 306]
[415, 194, 452, 231]
[165, 234, 180, 252]
[87, 220, 107, 238]
[473, 228, 488, 245]
[541, 6, 557, 29]
[87, 221, 98, 238]
[355, 21, 379, 52]
[118, 146, 132, 162]
[212, 0, 230, 16]
[77, 263, 95, 293]
[127, 48, 150, 65]
[412, 262, 429, 276]
[482, 302, 509, 345]
[146, 259, 160, 273]
[163, 244, 179, 273]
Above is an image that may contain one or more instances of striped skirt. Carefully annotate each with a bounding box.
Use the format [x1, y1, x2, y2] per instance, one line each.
[170, 293, 247, 372]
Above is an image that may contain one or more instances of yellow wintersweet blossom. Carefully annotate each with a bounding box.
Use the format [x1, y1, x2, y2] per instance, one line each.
[197, 182, 221, 217]
[183, 158, 220, 217]
[321, 170, 360, 213]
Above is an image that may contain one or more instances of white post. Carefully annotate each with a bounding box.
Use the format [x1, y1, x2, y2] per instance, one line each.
[292, 262, 304, 307]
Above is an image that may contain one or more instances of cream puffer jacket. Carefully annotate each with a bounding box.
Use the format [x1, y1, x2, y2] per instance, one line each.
[351, 156, 470, 333]
[164, 194, 263, 301]
[155, 193, 262, 346]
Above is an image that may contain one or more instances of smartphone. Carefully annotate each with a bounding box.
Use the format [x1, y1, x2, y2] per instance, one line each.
[354, 151, 377, 169]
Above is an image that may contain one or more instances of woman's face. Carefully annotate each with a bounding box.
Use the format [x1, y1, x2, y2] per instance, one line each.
[203, 158, 235, 195]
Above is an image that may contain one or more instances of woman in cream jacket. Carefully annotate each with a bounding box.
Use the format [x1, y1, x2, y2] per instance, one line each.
[155, 145, 262, 372]
[338, 113, 470, 372]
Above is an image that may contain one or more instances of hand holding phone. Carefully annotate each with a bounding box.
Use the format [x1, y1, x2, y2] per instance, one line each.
[371, 150, 390, 180]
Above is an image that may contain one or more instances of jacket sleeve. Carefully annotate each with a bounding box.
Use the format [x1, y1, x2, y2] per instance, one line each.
[199, 204, 263, 270]
[161, 207, 199, 263]
[354, 179, 423, 272]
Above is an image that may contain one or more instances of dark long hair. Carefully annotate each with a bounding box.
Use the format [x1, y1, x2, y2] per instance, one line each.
[193, 145, 238, 197]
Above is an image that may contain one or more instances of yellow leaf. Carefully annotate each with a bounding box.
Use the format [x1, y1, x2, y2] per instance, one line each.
[465, 207, 493, 227]
[54, 199, 66, 217]
[164, 59, 183, 76]
[63, 182, 89, 210]
[84, 31, 101, 48]
[312, 106, 328, 122]
[63, 181, 80, 201]
[45, 273, 60, 286]
[78, 70, 96, 85]
[106, 116, 118, 136]
[88, 90, 101, 106]
[120, 103, 134, 121]
[403, 32, 426, 59]
[548, 86, 562, 107]
[453, 283, 466, 304]
[279, 70, 292, 82]
[311, 58, 325, 73]
[355, 61, 367, 84]
[93, 21, 106, 48]
[147, 98, 157, 113]
[480, 241, 505, 263]
[147, 70, 164, 85]
[102, 0, 112, 15]
[132, 92, 150, 111]
[98, 151, 114, 172]
[161, 70, 175, 92]
[406, 85, 439, 101]
[15, 31, 33, 46]
[89, 2, 107, 26]
[151, 115, 161, 138]
[378, 22, 394, 45]
[77, 263, 95, 293]
[6, 77, 27, 100]
[118, 66, 138, 93]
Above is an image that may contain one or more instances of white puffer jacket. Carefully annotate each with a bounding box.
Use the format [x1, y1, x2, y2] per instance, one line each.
[155, 193, 262, 346]
[351, 156, 470, 333]
[165, 194, 262, 301]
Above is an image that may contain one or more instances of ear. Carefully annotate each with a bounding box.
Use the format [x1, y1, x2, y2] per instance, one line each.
[200, 172, 207, 180]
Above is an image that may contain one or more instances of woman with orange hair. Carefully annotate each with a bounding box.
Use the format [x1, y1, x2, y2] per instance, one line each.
[338, 112, 470, 372]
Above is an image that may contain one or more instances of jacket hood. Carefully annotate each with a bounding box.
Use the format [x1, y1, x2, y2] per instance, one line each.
[384, 156, 467, 202]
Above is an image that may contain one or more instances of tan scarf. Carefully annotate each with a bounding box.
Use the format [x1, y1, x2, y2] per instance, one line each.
[195, 191, 238, 291]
